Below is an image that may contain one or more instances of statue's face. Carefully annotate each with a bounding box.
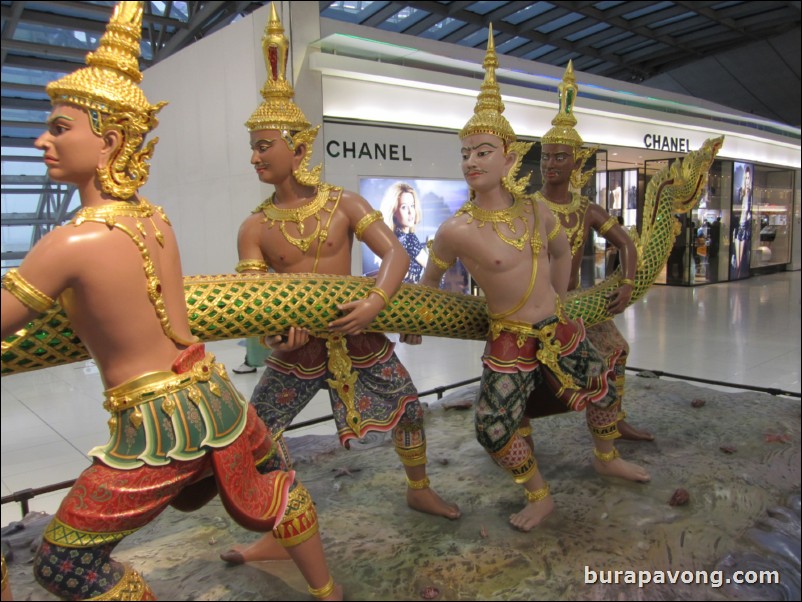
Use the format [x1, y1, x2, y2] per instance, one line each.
[460, 133, 514, 194]
[249, 129, 297, 185]
[35, 104, 104, 187]
[540, 143, 575, 187]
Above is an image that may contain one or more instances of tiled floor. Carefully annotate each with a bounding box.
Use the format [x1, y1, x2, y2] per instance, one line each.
[2, 271, 799, 527]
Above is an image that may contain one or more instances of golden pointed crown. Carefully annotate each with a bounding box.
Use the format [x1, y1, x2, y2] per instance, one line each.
[246, 3, 310, 132]
[541, 60, 583, 148]
[460, 24, 516, 145]
[45, 1, 160, 122]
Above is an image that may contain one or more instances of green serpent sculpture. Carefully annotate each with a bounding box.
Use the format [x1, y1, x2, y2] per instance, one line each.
[1, 136, 722, 377]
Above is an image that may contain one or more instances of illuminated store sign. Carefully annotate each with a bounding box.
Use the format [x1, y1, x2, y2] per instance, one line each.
[326, 140, 412, 162]
[643, 134, 692, 152]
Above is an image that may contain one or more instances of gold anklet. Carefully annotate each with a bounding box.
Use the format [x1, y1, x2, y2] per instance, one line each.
[524, 482, 550, 502]
[594, 448, 620, 462]
[308, 576, 336, 599]
[406, 476, 430, 490]
[517, 424, 533, 438]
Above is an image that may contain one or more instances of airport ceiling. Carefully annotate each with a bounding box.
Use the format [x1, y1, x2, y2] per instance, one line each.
[2, 0, 801, 154]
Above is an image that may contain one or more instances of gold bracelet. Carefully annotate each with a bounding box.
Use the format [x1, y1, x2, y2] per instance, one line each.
[619, 278, 635, 287]
[308, 576, 336, 599]
[235, 259, 269, 273]
[354, 210, 383, 241]
[598, 216, 618, 236]
[426, 239, 455, 270]
[2, 269, 55, 314]
[367, 286, 390, 308]
[524, 482, 550, 502]
[593, 447, 620, 463]
[406, 476, 430, 490]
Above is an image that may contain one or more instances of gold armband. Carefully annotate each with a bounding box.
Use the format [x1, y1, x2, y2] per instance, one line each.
[367, 286, 390, 308]
[426, 239, 455, 270]
[235, 259, 269, 273]
[619, 278, 635, 287]
[598, 216, 618, 236]
[354, 210, 383, 241]
[547, 220, 562, 241]
[2, 269, 55, 314]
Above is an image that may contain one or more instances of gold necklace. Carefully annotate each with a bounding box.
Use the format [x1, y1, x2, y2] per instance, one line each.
[456, 195, 532, 251]
[258, 183, 334, 253]
[536, 191, 588, 258]
[71, 199, 195, 346]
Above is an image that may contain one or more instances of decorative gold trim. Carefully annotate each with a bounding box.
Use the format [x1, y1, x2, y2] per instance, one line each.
[395, 442, 427, 467]
[536, 191, 589, 258]
[82, 564, 150, 601]
[44, 517, 137, 548]
[2, 269, 55, 314]
[456, 196, 532, 252]
[257, 184, 332, 253]
[103, 353, 217, 413]
[308, 576, 336, 600]
[324, 335, 361, 434]
[406, 476, 430, 490]
[354, 210, 383, 241]
[598, 216, 618, 236]
[524, 482, 550, 502]
[426, 239, 455, 270]
[593, 447, 620, 462]
[72, 199, 195, 347]
[367, 286, 390, 309]
[235, 259, 269, 273]
[541, 192, 582, 215]
[274, 484, 320, 548]
[547, 219, 562, 242]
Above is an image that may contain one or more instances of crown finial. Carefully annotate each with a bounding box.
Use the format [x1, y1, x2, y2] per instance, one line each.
[45, 1, 158, 119]
[245, 2, 311, 132]
[459, 24, 516, 144]
[541, 60, 583, 148]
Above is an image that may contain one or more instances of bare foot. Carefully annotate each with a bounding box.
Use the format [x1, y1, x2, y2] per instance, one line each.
[618, 419, 654, 441]
[509, 494, 554, 532]
[592, 456, 651, 482]
[220, 534, 290, 564]
[407, 487, 461, 519]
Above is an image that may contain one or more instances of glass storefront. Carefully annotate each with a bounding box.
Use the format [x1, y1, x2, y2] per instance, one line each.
[647, 158, 794, 285]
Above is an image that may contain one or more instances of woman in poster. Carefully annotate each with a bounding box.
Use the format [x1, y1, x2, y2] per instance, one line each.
[732, 165, 753, 278]
[380, 181, 429, 283]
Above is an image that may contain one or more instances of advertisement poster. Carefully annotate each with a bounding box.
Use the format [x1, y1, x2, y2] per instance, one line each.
[359, 177, 471, 294]
[730, 162, 753, 280]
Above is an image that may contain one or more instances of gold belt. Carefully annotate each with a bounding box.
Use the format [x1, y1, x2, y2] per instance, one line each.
[103, 353, 220, 413]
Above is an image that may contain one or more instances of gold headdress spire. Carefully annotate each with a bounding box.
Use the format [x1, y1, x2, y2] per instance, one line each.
[46, 1, 160, 123]
[541, 60, 583, 148]
[246, 3, 321, 186]
[459, 24, 516, 145]
[44, 1, 165, 199]
[542, 61, 597, 190]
